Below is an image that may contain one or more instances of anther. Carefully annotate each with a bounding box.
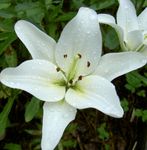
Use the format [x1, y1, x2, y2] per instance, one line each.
[63, 54, 67, 58]
[56, 67, 60, 72]
[77, 53, 82, 58]
[87, 61, 90, 67]
[78, 75, 83, 80]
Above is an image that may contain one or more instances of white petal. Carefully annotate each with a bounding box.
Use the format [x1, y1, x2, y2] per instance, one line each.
[0, 60, 65, 102]
[138, 8, 147, 30]
[94, 52, 147, 81]
[65, 75, 123, 118]
[55, 7, 102, 78]
[98, 14, 126, 50]
[42, 101, 77, 150]
[126, 30, 143, 50]
[98, 14, 116, 24]
[15, 20, 56, 63]
[117, 0, 139, 36]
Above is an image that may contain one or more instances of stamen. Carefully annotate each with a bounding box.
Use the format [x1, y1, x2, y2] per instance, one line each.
[78, 75, 83, 80]
[63, 54, 67, 58]
[56, 67, 60, 72]
[87, 61, 90, 67]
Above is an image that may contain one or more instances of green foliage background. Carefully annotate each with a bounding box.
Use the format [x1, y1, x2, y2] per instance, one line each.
[0, 0, 147, 150]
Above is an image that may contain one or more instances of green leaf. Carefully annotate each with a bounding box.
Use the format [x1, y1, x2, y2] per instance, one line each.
[0, 96, 15, 136]
[135, 109, 142, 117]
[0, 2, 11, 10]
[0, 19, 14, 32]
[143, 0, 147, 7]
[142, 110, 147, 122]
[0, 32, 17, 55]
[137, 90, 146, 97]
[56, 12, 76, 22]
[104, 27, 119, 50]
[91, 0, 116, 10]
[4, 46, 17, 67]
[4, 143, 22, 150]
[97, 123, 109, 140]
[0, 7, 16, 18]
[62, 140, 77, 148]
[25, 97, 40, 122]
[121, 98, 129, 112]
[15, 2, 45, 23]
[125, 71, 143, 92]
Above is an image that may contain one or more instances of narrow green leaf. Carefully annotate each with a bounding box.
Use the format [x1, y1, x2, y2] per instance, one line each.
[25, 97, 40, 122]
[4, 143, 22, 150]
[0, 3, 11, 10]
[0, 97, 15, 135]
[91, 0, 116, 10]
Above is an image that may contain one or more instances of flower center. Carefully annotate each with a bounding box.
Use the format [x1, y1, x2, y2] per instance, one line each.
[55, 53, 91, 92]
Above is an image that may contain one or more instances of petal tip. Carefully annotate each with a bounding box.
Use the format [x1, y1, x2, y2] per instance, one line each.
[113, 106, 124, 118]
[14, 20, 30, 33]
[78, 7, 97, 19]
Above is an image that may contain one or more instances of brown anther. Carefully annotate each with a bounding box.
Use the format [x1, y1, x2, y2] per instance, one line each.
[87, 61, 90, 67]
[63, 54, 67, 58]
[78, 75, 83, 80]
[77, 53, 82, 58]
[56, 67, 60, 72]
[69, 80, 73, 84]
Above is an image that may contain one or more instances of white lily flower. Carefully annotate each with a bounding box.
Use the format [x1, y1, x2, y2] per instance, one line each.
[98, 0, 147, 57]
[0, 7, 146, 150]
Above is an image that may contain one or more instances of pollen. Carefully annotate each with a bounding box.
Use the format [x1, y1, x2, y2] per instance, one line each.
[87, 61, 90, 67]
[63, 54, 67, 58]
[69, 79, 73, 84]
[56, 67, 60, 72]
[78, 75, 83, 80]
[77, 53, 82, 58]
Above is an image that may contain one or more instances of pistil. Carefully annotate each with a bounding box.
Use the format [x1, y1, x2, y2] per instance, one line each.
[67, 53, 82, 82]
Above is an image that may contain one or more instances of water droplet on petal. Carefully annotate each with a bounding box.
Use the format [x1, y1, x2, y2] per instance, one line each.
[10, 82, 15, 86]
[63, 114, 69, 118]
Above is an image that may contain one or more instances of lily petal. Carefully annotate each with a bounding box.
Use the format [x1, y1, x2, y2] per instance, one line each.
[98, 14, 126, 50]
[0, 60, 65, 102]
[93, 52, 147, 81]
[42, 101, 77, 150]
[55, 7, 102, 78]
[117, 0, 139, 37]
[15, 20, 56, 63]
[138, 8, 147, 30]
[126, 30, 143, 50]
[98, 14, 116, 24]
[66, 75, 123, 118]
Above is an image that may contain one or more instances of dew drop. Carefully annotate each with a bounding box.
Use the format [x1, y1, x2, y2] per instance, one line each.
[87, 31, 90, 34]
[142, 59, 147, 64]
[125, 6, 128, 9]
[63, 114, 69, 118]
[87, 102, 92, 106]
[34, 88, 39, 91]
[10, 82, 15, 86]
